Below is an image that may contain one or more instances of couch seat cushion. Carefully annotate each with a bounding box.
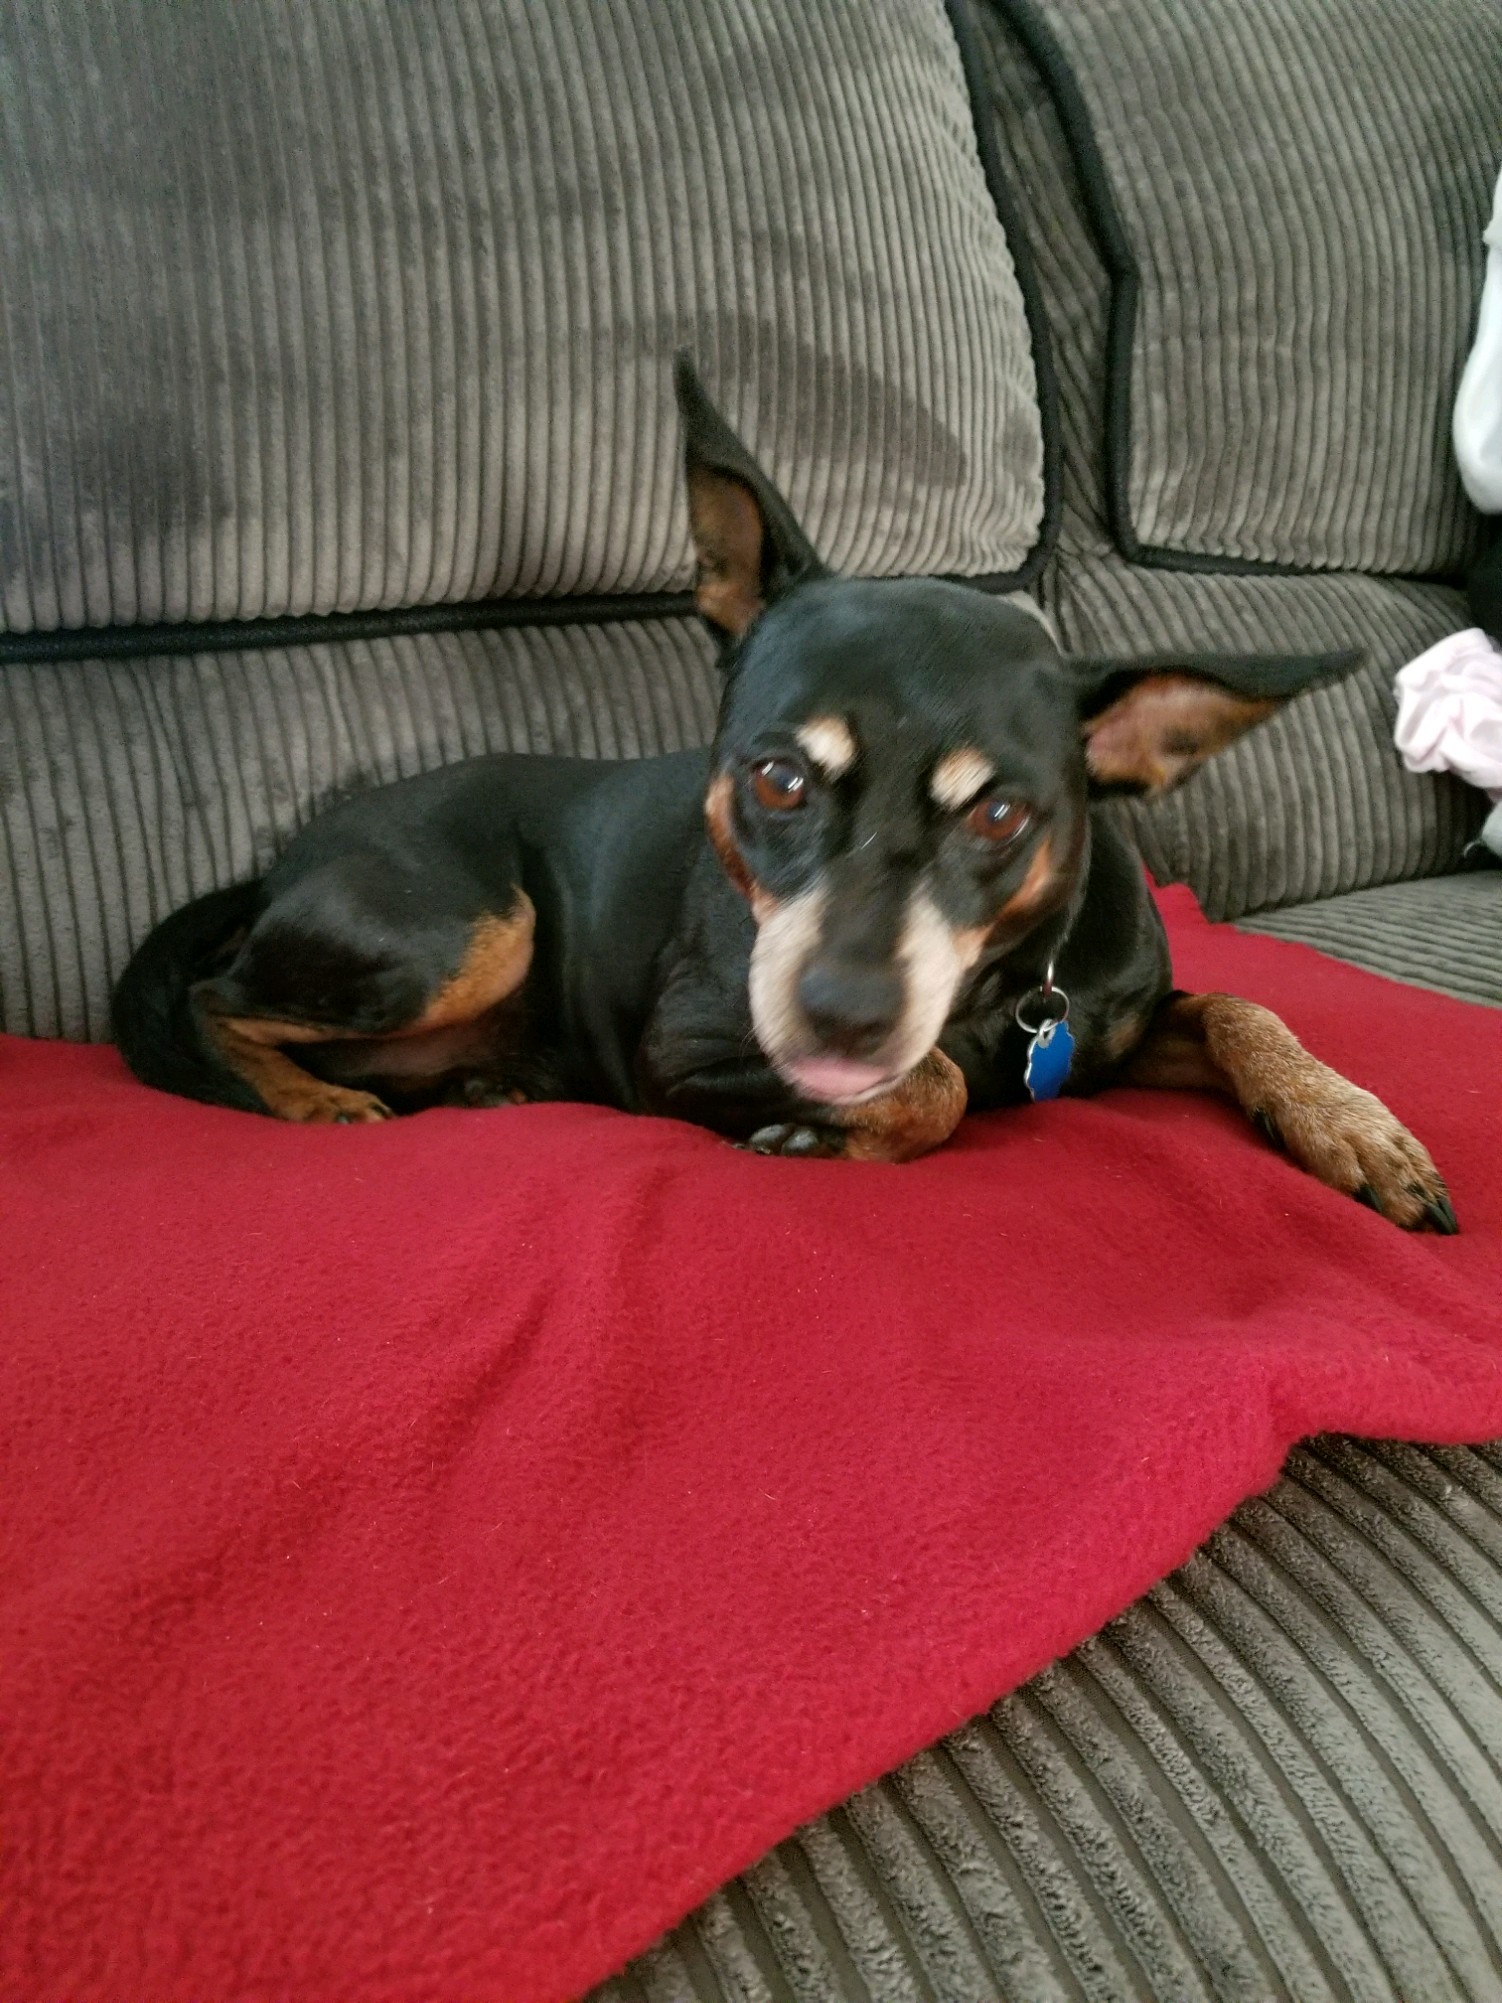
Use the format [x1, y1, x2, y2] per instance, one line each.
[1243, 872, 1502, 1008]
[600, 1440, 1502, 2003]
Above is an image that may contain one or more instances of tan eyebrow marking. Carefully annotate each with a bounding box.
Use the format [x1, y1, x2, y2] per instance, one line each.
[930, 748, 995, 810]
[795, 715, 857, 779]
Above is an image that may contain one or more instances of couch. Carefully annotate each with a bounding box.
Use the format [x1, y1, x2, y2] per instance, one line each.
[3, 1, 1500, 1996]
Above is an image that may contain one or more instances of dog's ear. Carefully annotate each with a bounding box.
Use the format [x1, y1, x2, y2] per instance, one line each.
[1070, 649, 1363, 794]
[675, 352, 825, 641]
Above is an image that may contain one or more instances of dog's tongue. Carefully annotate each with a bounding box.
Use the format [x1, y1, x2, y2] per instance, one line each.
[785, 1057, 892, 1105]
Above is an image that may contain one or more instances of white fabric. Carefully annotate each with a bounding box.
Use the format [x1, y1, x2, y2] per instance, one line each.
[1394, 628, 1502, 854]
[1454, 167, 1502, 512]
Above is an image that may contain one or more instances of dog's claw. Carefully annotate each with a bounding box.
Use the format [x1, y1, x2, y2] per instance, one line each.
[1251, 1108, 1281, 1147]
[1350, 1172, 1457, 1233]
[1420, 1189, 1460, 1236]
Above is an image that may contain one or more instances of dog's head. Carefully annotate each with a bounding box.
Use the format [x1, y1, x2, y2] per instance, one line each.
[677, 355, 1359, 1106]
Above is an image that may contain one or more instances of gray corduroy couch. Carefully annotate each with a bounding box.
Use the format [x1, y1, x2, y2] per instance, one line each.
[3, 2, 1501, 1997]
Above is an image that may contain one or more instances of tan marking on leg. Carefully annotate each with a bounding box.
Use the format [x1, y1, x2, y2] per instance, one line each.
[200, 1013, 393, 1123]
[1120, 1004, 1222, 1092]
[930, 748, 994, 810]
[825, 1048, 967, 1163]
[408, 896, 535, 1032]
[199, 899, 535, 1123]
[1100, 1006, 1157, 1067]
[796, 715, 857, 780]
[1126, 992, 1454, 1230]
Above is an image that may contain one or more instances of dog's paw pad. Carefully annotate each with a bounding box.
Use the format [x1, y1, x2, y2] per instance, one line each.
[746, 1122, 843, 1158]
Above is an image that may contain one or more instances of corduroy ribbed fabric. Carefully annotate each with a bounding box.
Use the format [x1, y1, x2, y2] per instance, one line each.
[0, 619, 720, 1040]
[598, 1441, 1502, 2003]
[1244, 874, 1502, 1009]
[0, 0, 1045, 635]
[1048, 556, 1488, 921]
[981, 0, 1499, 576]
[969, 0, 1116, 561]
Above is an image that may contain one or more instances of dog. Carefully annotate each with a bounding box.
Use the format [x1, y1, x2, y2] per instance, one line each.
[112, 357, 1456, 1232]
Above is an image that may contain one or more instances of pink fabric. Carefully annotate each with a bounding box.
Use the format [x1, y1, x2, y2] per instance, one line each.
[3, 889, 1500, 2002]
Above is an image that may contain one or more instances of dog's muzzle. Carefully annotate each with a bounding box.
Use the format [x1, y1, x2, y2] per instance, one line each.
[748, 883, 977, 1106]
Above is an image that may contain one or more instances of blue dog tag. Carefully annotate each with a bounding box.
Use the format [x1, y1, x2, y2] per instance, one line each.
[1023, 1015, 1075, 1101]
[1016, 969, 1074, 1102]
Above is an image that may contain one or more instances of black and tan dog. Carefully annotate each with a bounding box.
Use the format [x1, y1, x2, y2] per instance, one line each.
[114, 358, 1455, 1231]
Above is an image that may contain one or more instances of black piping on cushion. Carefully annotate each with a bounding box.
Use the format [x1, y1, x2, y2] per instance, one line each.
[944, 0, 1062, 594]
[0, 592, 700, 667]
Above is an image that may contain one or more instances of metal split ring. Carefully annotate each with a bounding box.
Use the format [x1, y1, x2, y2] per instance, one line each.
[1014, 960, 1070, 1038]
[1015, 987, 1070, 1038]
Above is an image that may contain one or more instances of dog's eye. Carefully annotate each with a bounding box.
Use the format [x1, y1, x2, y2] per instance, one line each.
[965, 796, 1032, 844]
[751, 758, 808, 812]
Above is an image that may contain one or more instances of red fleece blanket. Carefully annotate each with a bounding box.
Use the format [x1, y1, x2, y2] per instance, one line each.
[3, 888, 1500, 2002]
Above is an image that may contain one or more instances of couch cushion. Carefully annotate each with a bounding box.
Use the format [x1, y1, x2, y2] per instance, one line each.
[597, 1441, 1502, 2003]
[1050, 555, 1488, 920]
[0, 0, 1048, 634]
[970, 0, 1117, 561]
[1243, 873, 1502, 1008]
[986, 0, 1501, 576]
[0, 618, 719, 1040]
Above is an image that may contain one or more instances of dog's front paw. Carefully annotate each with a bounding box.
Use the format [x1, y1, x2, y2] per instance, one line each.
[744, 1122, 845, 1159]
[270, 1085, 392, 1125]
[1252, 1068, 1457, 1233]
[321, 1087, 393, 1125]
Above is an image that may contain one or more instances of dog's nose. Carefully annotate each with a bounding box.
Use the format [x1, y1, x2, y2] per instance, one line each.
[797, 959, 903, 1055]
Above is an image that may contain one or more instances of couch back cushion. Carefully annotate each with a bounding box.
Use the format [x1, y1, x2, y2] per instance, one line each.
[0, 0, 1046, 634]
[988, 0, 1501, 576]
[1053, 557, 1487, 921]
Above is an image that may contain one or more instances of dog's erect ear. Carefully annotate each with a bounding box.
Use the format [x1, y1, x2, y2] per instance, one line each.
[675, 352, 825, 641]
[1071, 650, 1364, 794]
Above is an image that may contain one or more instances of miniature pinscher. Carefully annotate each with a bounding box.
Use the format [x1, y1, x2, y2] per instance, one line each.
[113, 357, 1456, 1231]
